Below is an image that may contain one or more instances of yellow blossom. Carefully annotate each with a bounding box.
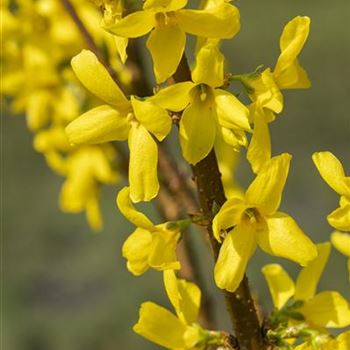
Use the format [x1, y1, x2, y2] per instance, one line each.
[59, 145, 118, 231]
[65, 50, 172, 202]
[313, 152, 350, 231]
[105, 0, 240, 82]
[116, 187, 182, 275]
[134, 270, 222, 349]
[151, 40, 250, 165]
[331, 231, 350, 280]
[262, 242, 350, 329]
[213, 153, 317, 292]
[245, 16, 311, 173]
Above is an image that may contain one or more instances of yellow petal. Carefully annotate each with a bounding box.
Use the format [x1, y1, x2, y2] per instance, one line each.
[212, 197, 247, 242]
[114, 36, 129, 64]
[71, 50, 127, 107]
[163, 270, 201, 324]
[131, 96, 171, 141]
[335, 331, 350, 350]
[86, 196, 103, 231]
[295, 242, 331, 301]
[245, 153, 292, 215]
[45, 152, 67, 175]
[177, 2, 240, 39]
[215, 139, 244, 199]
[192, 39, 224, 87]
[261, 264, 295, 309]
[300, 291, 350, 328]
[151, 82, 195, 112]
[116, 187, 154, 229]
[312, 152, 350, 197]
[90, 147, 118, 184]
[122, 228, 152, 275]
[106, 11, 155, 38]
[275, 59, 311, 90]
[274, 16, 311, 89]
[219, 126, 247, 149]
[259, 212, 317, 266]
[128, 123, 159, 202]
[148, 229, 181, 271]
[214, 222, 257, 292]
[146, 23, 186, 83]
[328, 203, 350, 232]
[164, 270, 181, 313]
[65, 105, 130, 145]
[34, 127, 70, 153]
[176, 279, 201, 324]
[179, 96, 216, 164]
[133, 302, 187, 349]
[214, 89, 251, 131]
[331, 231, 350, 257]
[26, 91, 51, 131]
[247, 110, 271, 174]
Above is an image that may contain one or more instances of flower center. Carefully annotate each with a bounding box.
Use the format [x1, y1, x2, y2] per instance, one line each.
[155, 11, 176, 27]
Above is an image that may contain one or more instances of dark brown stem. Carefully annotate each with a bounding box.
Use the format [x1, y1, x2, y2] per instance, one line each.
[172, 56, 267, 350]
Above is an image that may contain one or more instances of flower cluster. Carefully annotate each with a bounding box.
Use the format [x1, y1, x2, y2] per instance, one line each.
[1, 0, 131, 230]
[3, 0, 349, 349]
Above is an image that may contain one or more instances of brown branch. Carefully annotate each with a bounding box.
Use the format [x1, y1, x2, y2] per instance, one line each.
[172, 56, 267, 350]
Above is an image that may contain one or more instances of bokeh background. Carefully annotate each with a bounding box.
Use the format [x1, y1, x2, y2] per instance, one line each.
[3, 0, 350, 349]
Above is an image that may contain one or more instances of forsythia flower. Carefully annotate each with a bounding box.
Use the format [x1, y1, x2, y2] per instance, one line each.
[313, 151, 350, 231]
[262, 242, 350, 329]
[59, 146, 118, 231]
[213, 153, 317, 292]
[151, 40, 251, 165]
[96, 0, 129, 63]
[134, 270, 223, 349]
[105, 0, 240, 82]
[331, 231, 350, 280]
[116, 187, 182, 275]
[246, 16, 311, 173]
[65, 50, 172, 202]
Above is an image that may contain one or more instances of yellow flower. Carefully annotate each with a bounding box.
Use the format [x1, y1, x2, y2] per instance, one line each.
[262, 242, 350, 329]
[65, 50, 172, 202]
[59, 145, 118, 231]
[331, 231, 350, 280]
[98, 0, 129, 63]
[246, 16, 311, 173]
[105, 0, 240, 82]
[134, 270, 222, 349]
[116, 187, 182, 275]
[151, 40, 250, 165]
[313, 152, 350, 231]
[213, 153, 317, 292]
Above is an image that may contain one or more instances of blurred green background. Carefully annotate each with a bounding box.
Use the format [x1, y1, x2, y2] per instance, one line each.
[3, 0, 350, 349]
